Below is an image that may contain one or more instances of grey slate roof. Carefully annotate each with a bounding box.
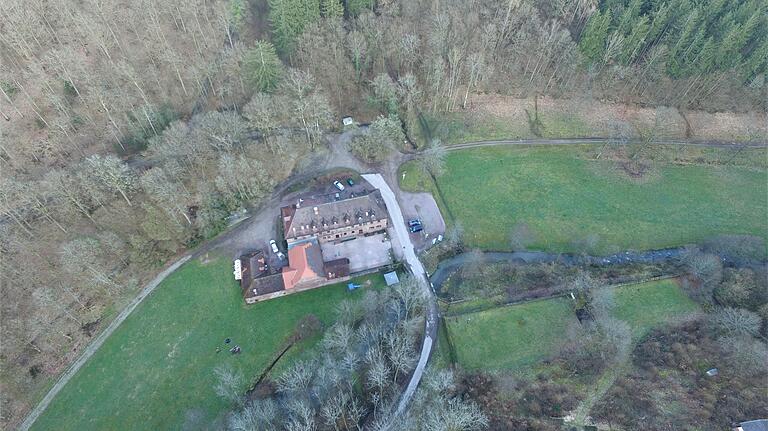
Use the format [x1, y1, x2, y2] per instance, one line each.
[283, 191, 388, 240]
[384, 271, 400, 286]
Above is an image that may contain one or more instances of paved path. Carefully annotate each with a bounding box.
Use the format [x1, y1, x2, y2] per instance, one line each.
[18, 255, 192, 431]
[362, 174, 439, 419]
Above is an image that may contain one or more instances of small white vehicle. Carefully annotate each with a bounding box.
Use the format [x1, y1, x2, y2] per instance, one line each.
[269, 239, 279, 254]
[333, 180, 345, 191]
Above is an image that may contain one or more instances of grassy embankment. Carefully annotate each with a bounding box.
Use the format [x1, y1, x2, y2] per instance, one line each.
[32, 257, 385, 431]
[421, 99, 765, 145]
[421, 111, 593, 144]
[400, 145, 767, 254]
[443, 279, 698, 371]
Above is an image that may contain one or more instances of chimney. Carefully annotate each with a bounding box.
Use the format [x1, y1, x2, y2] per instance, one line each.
[313, 206, 319, 215]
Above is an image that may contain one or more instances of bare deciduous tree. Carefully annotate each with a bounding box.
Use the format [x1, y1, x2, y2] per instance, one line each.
[393, 275, 425, 319]
[423, 397, 489, 431]
[683, 248, 723, 301]
[417, 139, 447, 177]
[85, 155, 137, 206]
[228, 399, 278, 430]
[709, 307, 762, 337]
[213, 365, 244, 407]
[277, 360, 314, 395]
[140, 167, 192, 225]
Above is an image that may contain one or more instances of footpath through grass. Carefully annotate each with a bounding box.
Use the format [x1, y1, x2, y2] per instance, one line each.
[400, 145, 767, 253]
[445, 279, 698, 371]
[32, 256, 385, 431]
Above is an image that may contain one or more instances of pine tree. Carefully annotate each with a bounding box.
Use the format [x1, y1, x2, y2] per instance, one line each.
[346, 0, 373, 17]
[243, 41, 283, 92]
[666, 10, 700, 77]
[616, 0, 642, 37]
[579, 10, 612, 64]
[742, 38, 768, 83]
[620, 16, 649, 64]
[268, 0, 321, 55]
[696, 38, 717, 74]
[716, 20, 744, 69]
[321, 0, 343, 18]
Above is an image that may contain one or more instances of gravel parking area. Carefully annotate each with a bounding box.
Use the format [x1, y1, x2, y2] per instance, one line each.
[398, 191, 446, 235]
[397, 191, 446, 250]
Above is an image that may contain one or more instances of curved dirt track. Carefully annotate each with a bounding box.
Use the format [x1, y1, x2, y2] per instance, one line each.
[18, 256, 192, 431]
[447, 137, 767, 151]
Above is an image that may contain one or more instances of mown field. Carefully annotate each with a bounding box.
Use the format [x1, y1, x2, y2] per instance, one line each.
[446, 297, 577, 370]
[444, 279, 698, 371]
[401, 145, 768, 253]
[609, 279, 698, 337]
[32, 257, 386, 431]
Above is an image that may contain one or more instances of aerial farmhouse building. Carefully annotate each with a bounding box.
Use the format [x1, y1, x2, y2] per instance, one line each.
[281, 191, 389, 245]
[235, 189, 392, 304]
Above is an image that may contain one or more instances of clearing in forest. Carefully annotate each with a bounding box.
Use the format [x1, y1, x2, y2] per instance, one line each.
[31, 257, 385, 431]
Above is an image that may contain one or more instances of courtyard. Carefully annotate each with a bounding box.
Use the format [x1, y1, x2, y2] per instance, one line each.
[320, 232, 393, 273]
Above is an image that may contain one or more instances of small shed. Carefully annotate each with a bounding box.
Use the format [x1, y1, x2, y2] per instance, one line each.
[342, 116, 354, 126]
[383, 271, 399, 286]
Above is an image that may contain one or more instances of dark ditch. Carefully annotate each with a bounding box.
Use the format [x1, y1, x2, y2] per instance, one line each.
[429, 247, 685, 294]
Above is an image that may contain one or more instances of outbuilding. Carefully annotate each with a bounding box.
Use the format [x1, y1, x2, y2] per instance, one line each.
[383, 271, 399, 286]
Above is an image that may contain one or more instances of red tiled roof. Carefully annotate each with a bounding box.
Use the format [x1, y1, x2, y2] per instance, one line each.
[282, 242, 322, 289]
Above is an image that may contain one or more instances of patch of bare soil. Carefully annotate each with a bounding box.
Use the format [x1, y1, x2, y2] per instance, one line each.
[585, 149, 662, 184]
[619, 160, 651, 178]
[465, 94, 527, 119]
[198, 253, 214, 265]
[685, 110, 767, 141]
[80, 319, 101, 337]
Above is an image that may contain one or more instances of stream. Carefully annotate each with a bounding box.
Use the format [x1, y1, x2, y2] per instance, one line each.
[429, 247, 685, 293]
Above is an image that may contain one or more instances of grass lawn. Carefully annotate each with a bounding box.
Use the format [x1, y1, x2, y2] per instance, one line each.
[610, 279, 699, 338]
[400, 145, 767, 253]
[32, 256, 386, 431]
[446, 297, 577, 370]
[445, 279, 700, 371]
